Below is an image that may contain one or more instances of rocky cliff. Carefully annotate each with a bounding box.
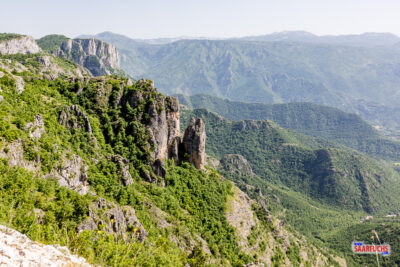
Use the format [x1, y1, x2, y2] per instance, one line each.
[123, 79, 206, 176]
[0, 35, 41, 55]
[182, 118, 206, 169]
[58, 38, 120, 76]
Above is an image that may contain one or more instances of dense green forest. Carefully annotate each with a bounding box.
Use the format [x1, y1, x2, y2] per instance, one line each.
[178, 94, 400, 162]
[179, 107, 400, 266]
[37, 34, 69, 53]
[181, 108, 400, 214]
[0, 48, 344, 265]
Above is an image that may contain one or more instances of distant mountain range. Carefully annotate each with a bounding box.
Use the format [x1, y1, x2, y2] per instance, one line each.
[177, 94, 400, 161]
[234, 31, 400, 47]
[80, 30, 400, 47]
[82, 31, 400, 135]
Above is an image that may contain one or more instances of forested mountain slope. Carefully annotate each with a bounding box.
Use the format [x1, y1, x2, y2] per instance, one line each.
[177, 94, 400, 161]
[181, 108, 400, 214]
[88, 31, 400, 134]
[0, 33, 345, 266]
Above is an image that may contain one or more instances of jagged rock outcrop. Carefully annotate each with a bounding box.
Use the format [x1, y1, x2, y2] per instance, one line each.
[13, 75, 25, 94]
[132, 80, 205, 172]
[182, 118, 206, 169]
[0, 225, 91, 266]
[24, 114, 45, 140]
[235, 120, 271, 131]
[78, 198, 148, 243]
[59, 105, 93, 134]
[48, 154, 90, 195]
[0, 35, 41, 55]
[108, 155, 133, 186]
[220, 154, 255, 177]
[123, 79, 183, 176]
[0, 139, 41, 173]
[58, 38, 120, 76]
[166, 96, 181, 162]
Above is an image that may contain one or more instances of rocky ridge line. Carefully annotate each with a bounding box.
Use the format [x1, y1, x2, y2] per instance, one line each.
[0, 35, 41, 55]
[58, 38, 120, 76]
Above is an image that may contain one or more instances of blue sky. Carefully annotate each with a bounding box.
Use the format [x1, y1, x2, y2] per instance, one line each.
[1, 0, 400, 39]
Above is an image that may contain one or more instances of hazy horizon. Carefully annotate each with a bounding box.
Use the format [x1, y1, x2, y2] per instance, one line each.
[1, 0, 400, 39]
[79, 30, 400, 42]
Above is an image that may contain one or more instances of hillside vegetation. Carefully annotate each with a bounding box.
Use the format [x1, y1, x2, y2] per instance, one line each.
[0, 37, 344, 266]
[180, 108, 400, 266]
[37, 34, 69, 53]
[181, 108, 400, 214]
[178, 94, 400, 161]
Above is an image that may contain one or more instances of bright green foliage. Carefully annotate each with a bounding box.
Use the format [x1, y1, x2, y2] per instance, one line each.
[0, 161, 90, 243]
[37, 34, 70, 53]
[0, 59, 257, 265]
[0, 33, 23, 42]
[326, 219, 400, 266]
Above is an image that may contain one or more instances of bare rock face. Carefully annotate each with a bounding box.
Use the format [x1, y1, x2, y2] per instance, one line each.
[220, 154, 255, 177]
[147, 95, 181, 163]
[24, 114, 45, 140]
[78, 198, 148, 243]
[124, 79, 183, 177]
[128, 80, 206, 172]
[59, 105, 92, 134]
[0, 35, 41, 55]
[58, 38, 120, 76]
[49, 154, 90, 195]
[0, 225, 92, 266]
[13, 75, 25, 94]
[165, 96, 181, 163]
[0, 139, 41, 173]
[109, 155, 133, 186]
[147, 95, 169, 162]
[182, 118, 206, 169]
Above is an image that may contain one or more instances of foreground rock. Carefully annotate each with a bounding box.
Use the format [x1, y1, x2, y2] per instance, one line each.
[0, 225, 91, 266]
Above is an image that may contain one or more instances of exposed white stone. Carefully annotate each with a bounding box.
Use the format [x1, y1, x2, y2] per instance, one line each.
[0, 225, 91, 266]
[24, 114, 45, 140]
[14, 75, 25, 94]
[0, 36, 41, 55]
[58, 38, 120, 76]
[0, 140, 40, 173]
[49, 154, 90, 195]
